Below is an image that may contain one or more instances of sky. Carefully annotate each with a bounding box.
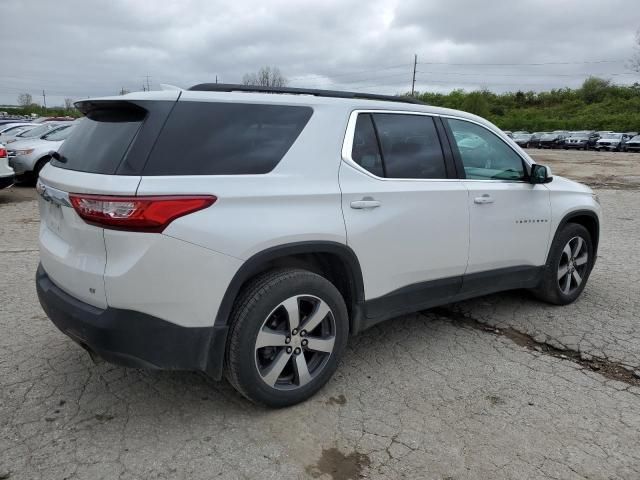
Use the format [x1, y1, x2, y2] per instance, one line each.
[1, 0, 639, 107]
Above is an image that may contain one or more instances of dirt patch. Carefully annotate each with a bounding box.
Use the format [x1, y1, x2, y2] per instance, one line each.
[433, 307, 640, 387]
[326, 394, 347, 406]
[486, 395, 506, 406]
[527, 149, 640, 190]
[306, 448, 371, 480]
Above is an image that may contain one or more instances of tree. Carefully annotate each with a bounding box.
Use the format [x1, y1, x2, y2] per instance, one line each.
[462, 91, 490, 117]
[242, 66, 287, 87]
[119, 88, 130, 95]
[17, 93, 33, 107]
[64, 98, 74, 110]
[580, 77, 611, 104]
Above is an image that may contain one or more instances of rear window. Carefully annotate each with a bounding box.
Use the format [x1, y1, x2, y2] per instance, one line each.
[53, 107, 145, 173]
[143, 102, 313, 175]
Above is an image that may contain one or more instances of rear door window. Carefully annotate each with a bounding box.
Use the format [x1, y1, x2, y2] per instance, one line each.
[371, 114, 447, 179]
[349, 113, 447, 179]
[143, 102, 313, 175]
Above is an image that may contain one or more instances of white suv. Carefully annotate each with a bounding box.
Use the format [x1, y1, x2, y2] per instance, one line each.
[36, 85, 601, 407]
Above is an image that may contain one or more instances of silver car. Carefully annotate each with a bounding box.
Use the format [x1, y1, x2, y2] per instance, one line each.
[8, 124, 75, 180]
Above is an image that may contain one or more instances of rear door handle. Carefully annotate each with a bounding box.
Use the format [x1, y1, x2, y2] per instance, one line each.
[474, 194, 494, 205]
[350, 199, 381, 209]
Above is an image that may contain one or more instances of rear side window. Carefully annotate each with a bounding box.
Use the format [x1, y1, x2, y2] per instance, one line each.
[144, 102, 313, 175]
[350, 113, 447, 179]
[53, 108, 145, 174]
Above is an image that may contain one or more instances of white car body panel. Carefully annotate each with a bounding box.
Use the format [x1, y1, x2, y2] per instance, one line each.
[463, 181, 551, 273]
[103, 231, 242, 328]
[0, 143, 14, 182]
[339, 162, 469, 299]
[37, 169, 142, 309]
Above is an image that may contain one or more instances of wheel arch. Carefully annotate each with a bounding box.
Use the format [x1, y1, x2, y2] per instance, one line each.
[213, 241, 366, 333]
[33, 155, 52, 175]
[549, 209, 600, 261]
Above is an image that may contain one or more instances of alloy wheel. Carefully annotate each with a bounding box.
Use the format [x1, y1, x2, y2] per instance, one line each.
[557, 236, 589, 295]
[254, 295, 336, 390]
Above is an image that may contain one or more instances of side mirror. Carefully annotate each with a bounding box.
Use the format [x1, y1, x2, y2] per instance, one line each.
[530, 164, 553, 184]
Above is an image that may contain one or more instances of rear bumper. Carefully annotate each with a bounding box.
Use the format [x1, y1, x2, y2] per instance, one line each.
[36, 264, 228, 378]
[0, 174, 14, 189]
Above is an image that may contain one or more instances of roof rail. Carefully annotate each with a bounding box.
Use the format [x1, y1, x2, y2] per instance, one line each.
[187, 83, 425, 105]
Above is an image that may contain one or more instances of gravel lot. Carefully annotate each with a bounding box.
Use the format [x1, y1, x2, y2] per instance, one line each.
[1, 151, 640, 480]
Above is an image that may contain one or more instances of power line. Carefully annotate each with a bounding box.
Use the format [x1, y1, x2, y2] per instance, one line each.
[418, 59, 626, 66]
[287, 63, 411, 81]
[416, 70, 639, 78]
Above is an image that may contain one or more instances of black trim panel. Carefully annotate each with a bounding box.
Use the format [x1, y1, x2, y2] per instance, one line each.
[214, 241, 366, 330]
[360, 265, 542, 331]
[365, 276, 462, 321]
[552, 210, 600, 260]
[0, 175, 14, 190]
[36, 264, 228, 379]
[461, 265, 542, 295]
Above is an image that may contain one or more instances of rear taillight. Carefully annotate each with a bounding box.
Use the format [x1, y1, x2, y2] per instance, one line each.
[68, 194, 216, 233]
[0, 148, 6, 158]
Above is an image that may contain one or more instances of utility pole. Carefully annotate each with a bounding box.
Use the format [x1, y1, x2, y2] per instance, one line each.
[42, 90, 47, 109]
[411, 54, 417, 97]
[215, 75, 218, 84]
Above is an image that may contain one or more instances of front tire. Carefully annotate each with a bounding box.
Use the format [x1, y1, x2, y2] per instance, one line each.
[224, 269, 348, 407]
[533, 223, 594, 305]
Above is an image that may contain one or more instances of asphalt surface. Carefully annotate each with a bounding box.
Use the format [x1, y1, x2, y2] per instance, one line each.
[1, 180, 639, 480]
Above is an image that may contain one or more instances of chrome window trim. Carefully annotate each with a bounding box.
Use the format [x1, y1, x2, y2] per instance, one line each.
[341, 109, 534, 183]
[341, 109, 459, 183]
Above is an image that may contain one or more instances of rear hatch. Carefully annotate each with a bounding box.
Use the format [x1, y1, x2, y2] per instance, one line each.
[38, 92, 179, 308]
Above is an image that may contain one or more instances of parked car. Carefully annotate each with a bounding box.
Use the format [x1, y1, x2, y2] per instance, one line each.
[623, 135, 640, 152]
[4, 122, 65, 144]
[538, 131, 568, 149]
[0, 118, 28, 127]
[0, 143, 14, 190]
[31, 116, 75, 123]
[8, 124, 75, 180]
[563, 131, 599, 150]
[502, 130, 514, 138]
[36, 85, 601, 407]
[513, 133, 534, 148]
[595, 133, 627, 152]
[0, 123, 39, 143]
[529, 132, 547, 148]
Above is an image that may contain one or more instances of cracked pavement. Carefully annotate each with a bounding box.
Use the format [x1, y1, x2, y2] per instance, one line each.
[1, 183, 640, 480]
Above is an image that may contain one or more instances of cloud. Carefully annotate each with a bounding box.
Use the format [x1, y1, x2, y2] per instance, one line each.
[0, 0, 638, 106]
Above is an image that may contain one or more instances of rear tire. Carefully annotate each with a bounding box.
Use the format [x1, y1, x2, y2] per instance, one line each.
[533, 223, 594, 305]
[224, 269, 348, 407]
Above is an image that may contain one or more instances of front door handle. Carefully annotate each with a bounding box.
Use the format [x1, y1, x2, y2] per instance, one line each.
[474, 194, 494, 205]
[350, 198, 381, 209]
